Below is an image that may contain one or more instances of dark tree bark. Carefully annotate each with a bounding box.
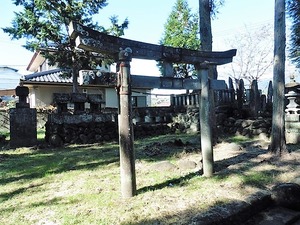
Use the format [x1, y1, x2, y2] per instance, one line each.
[268, 0, 288, 155]
[199, 0, 215, 176]
[199, 0, 213, 52]
[199, 0, 218, 80]
[199, 0, 217, 141]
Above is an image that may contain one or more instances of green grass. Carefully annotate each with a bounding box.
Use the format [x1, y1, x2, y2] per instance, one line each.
[37, 129, 45, 140]
[0, 134, 299, 225]
[226, 135, 252, 143]
[0, 131, 9, 139]
[0, 129, 45, 143]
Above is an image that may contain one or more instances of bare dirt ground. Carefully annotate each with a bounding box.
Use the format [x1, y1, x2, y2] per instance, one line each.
[214, 138, 300, 179]
[1, 134, 299, 225]
[138, 136, 300, 224]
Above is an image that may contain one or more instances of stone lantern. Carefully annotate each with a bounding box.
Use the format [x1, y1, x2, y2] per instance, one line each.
[285, 82, 300, 144]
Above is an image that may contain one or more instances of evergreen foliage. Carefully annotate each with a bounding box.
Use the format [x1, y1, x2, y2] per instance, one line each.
[287, 0, 300, 68]
[209, 0, 225, 18]
[2, 0, 129, 71]
[158, 0, 200, 78]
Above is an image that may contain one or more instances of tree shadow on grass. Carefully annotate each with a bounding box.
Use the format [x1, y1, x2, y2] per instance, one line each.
[1, 135, 298, 196]
[137, 147, 268, 194]
[0, 144, 120, 185]
[0, 135, 299, 224]
[137, 171, 202, 194]
[0, 182, 45, 204]
[129, 192, 273, 225]
[132, 147, 300, 225]
[0, 135, 198, 187]
[137, 143, 300, 197]
[0, 194, 80, 215]
[0, 135, 269, 191]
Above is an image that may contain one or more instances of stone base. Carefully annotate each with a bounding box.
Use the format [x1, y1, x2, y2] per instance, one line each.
[9, 108, 37, 148]
[286, 121, 300, 144]
[286, 131, 300, 144]
[286, 114, 300, 122]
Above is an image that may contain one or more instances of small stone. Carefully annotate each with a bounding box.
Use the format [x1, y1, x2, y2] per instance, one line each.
[49, 134, 63, 147]
[174, 139, 184, 146]
[178, 160, 197, 170]
[292, 177, 300, 185]
[151, 161, 177, 172]
[227, 143, 242, 151]
[79, 134, 88, 143]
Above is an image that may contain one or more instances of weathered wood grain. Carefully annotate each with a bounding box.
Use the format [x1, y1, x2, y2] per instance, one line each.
[69, 22, 236, 65]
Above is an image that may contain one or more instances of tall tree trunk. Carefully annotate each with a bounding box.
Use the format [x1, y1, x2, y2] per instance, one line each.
[199, 0, 217, 142]
[72, 66, 79, 93]
[199, 0, 217, 80]
[268, 0, 288, 155]
[199, 0, 212, 52]
[72, 52, 79, 93]
[199, 0, 215, 176]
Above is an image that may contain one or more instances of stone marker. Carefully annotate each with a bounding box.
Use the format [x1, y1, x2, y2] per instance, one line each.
[10, 86, 37, 148]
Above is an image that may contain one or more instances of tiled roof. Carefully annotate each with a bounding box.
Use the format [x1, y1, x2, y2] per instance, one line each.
[0, 66, 18, 72]
[22, 69, 73, 83]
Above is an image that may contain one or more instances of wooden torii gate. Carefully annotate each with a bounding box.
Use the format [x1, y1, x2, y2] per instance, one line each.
[69, 22, 236, 198]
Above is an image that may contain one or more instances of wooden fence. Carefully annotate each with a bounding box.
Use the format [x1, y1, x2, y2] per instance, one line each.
[171, 78, 273, 117]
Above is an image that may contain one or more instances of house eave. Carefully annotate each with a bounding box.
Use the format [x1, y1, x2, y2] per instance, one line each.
[20, 81, 151, 90]
[26, 52, 46, 72]
[20, 81, 114, 88]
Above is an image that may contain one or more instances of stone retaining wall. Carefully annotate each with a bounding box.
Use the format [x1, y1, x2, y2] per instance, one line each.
[44, 105, 272, 146]
[45, 111, 175, 146]
[44, 106, 190, 146]
[2, 104, 273, 146]
[171, 106, 272, 138]
[219, 117, 272, 138]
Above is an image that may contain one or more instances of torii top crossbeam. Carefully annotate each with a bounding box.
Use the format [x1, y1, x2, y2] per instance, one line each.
[69, 21, 236, 66]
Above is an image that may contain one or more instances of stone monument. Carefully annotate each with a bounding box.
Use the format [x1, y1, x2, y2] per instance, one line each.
[10, 85, 37, 147]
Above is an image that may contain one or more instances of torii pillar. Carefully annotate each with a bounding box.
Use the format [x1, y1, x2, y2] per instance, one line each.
[198, 63, 213, 177]
[117, 47, 136, 198]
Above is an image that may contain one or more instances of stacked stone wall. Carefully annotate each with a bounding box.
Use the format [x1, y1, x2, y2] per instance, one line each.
[45, 111, 175, 146]
[45, 105, 273, 146]
[171, 106, 272, 138]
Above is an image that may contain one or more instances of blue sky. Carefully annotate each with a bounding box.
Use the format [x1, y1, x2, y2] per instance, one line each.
[0, 0, 275, 76]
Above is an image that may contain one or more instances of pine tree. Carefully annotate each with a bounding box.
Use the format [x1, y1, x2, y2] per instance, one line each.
[159, 0, 200, 78]
[3, 0, 128, 91]
[287, 0, 300, 68]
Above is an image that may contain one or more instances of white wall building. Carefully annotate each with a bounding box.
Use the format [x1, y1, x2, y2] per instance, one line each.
[21, 52, 151, 108]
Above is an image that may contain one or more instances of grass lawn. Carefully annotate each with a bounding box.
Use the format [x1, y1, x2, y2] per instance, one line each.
[0, 133, 299, 225]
